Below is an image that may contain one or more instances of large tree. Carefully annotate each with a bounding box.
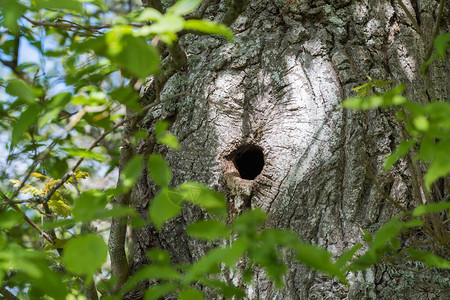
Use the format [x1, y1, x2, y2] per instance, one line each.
[121, 0, 449, 299]
[0, 0, 448, 299]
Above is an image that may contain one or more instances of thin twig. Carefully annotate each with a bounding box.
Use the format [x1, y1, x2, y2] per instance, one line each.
[0, 192, 54, 244]
[424, 0, 445, 62]
[396, 0, 425, 40]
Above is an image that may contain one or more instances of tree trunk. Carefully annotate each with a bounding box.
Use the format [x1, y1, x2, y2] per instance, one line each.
[127, 0, 449, 298]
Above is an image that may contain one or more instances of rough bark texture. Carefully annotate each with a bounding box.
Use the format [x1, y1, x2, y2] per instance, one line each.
[128, 0, 449, 298]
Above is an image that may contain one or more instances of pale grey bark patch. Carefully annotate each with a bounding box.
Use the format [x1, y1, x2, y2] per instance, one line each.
[126, 0, 450, 299]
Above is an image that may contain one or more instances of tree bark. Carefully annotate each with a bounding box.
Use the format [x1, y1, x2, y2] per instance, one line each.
[127, 0, 450, 298]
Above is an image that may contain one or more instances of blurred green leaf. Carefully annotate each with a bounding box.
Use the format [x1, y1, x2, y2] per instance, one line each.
[0, 0, 26, 34]
[73, 190, 107, 222]
[39, 93, 72, 127]
[184, 19, 233, 41]
[168, 0, 203, 16]
[384, 139, 415, 170]
[6, 79, 35, 104]
[187, 219, 230, 241]
[413, 202, 450, 216]
[178, 288, 204, 300]
[144, 283, 178, 300]
[178, 181, 227, 217]
[63, 234, 107, 281]
[233, 208, 266, 235]
[123, 265, 180, 295]
[0, 210, 23, 229]
[148, 154, 172, 187]
[130, 7, 162, 22]
[408, 249, 450, 269]
[183, 238, 248, 284]
[343, 85, 406, 110]
[62, 148, 106, 162]
[35, 0, 83, 13]
[110, 87, 141, 112]
[121, 155, 143, 189]
[155, 120, 170, 136]
[147, 249, 171, 265]
[11, 103, 41, 147]
[434, 32, 450, 60]
[104, 28, 160, 78]
[425, 154, 450, 188]
[149, 187, 183, 230]
[295, 243, 347, 283]
[198, 278, 245, 298]
[336, 243, 363, 269]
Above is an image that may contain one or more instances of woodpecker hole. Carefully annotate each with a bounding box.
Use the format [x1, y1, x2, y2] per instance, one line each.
[233, 145, 264, 180]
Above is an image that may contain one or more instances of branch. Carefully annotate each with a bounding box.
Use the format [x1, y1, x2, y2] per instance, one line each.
[0, 287, 19, 300]
[424, 0, 445, 62]
[396, 0, 425, 41]
[0, 192, 54, 244]
[23, 16, 107, 36]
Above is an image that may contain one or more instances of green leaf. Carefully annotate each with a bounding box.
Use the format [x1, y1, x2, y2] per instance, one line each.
[39, 92, 72, 127]
[155, 120, 170, 136]
[149, 187, 183, 230]
[434, 32, 450, 60]
[413, 202, 450, 216]
[233, 208, 266, 235]
[121, 155, 143, 189]
[105, 28, 160, 78]
[413, 115, 429, 131]
[137, 14, 185, 36]
[123, 265, 180, 294]
[384, 139, 415, 170]
[187, 219, 230, 241]
[110, 86, 141, 112]
[295, 243, 347, 283]
[158, 133, 180, 150]
[73, 190, 108, 222]
[117, 35, 160, 78]
[11, 103, 41, 147]
[408, 250, 450, 269]
[63, 234, 107, 281]
[144, 283, 178, 300]
[336, 243, 363, 269]
[0, 0, 26, 34]
[183, 238, 248, 284]
[197, 278, 245, 298]
[6, 79, 35, 104]
[62, 148, 106, 162]
[178, 288, 204, 300]
[130, 7, 163, 22]
[178, 181, 227, 217]
[48, 196, 72, 217]
[343, 85, 406, 110]
[148, 154, 172, 187]
[155, 120, 179, 149]
[425, 155, 450, 188]
[184, 19, 233, 41]
[168, 0, 203, 16]
[0, 210, 23, 229]
[147, 249, 171, 265]
[35, 0, 83, 13]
